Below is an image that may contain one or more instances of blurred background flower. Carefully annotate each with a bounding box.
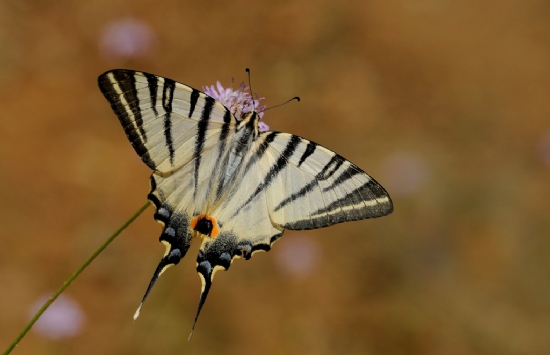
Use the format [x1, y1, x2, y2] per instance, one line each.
[539, 130, 550, 167]
[29, 294, 85, 340]
[380, 151, 430, 197]
[274, 234, 322, 278]
[99, 18, 156, 61]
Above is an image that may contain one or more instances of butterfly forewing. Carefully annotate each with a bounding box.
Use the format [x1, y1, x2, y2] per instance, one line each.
[261, 133, 393, 230]
[98, 70, 236, 173]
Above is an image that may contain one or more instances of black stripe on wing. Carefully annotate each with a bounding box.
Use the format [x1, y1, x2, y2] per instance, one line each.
[208, 109, 233, 199]
[236, 134, 301, 215]
[273, 153, 345, 212]
[283, 178, 393, 230]
[143, 72, 159, 116]
[193, 96, 216, 195]
[216, 109, 234, 160]
[298, 140, 317, 167]
[162, 78, 176, 165]
[242, 132, 278, 175]
[215, 131, 278, 201]
[321, 165, 362, 192]
[114, 71, 148, 141]
[315, 179, 391, 217]
[189, 89, 200, 118]
[98, 70, 155, 169]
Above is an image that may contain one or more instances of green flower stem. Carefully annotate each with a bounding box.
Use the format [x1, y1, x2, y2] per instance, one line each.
[3, 201, 151, 355]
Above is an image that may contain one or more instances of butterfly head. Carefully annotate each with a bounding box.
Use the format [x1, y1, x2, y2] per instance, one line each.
[237, 111, 261, 139]
[202, 80, 269, 132]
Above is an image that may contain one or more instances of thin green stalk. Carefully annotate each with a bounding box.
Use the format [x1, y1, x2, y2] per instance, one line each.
[3, 201, 151, 355]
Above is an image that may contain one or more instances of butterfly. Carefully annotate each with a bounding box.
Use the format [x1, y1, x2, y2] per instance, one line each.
[98, 69, 393, 337]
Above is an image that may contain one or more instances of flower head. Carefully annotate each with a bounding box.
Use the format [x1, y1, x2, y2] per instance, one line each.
[203, 81, 269, 132]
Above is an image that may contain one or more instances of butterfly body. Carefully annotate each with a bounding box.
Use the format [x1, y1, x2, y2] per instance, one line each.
[98, 69, 393, 334]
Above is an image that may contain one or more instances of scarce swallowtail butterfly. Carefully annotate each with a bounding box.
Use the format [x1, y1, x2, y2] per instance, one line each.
[98, 69, 393, 337]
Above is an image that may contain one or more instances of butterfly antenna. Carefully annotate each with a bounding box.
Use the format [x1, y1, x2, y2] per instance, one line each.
[188, 264, 214, 341]
[245, 68, 257, 112]
[261, 96, 300, 113]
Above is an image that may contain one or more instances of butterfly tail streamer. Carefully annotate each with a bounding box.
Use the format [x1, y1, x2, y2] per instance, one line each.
[134, 248, 186, 319]
[188, 260, 215, 340]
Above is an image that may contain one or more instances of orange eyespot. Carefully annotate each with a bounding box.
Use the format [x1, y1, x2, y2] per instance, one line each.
[191, 214, 220, 238]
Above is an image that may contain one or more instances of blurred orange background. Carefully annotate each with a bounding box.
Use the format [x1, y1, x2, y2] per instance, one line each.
[1, 1, 550, 354]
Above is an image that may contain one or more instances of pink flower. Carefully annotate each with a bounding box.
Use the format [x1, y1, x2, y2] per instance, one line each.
[380, 152, 430, 197]
[203, 81, 269, 132]
[99, 18, 156, 60]
[274, 234, 322, 278]
[29, 294, 85, 340]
